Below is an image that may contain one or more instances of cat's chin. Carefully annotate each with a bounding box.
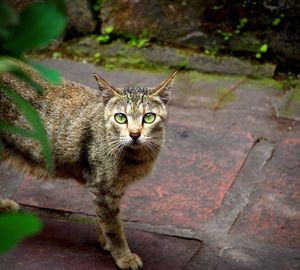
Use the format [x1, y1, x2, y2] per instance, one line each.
[127, 142, 143, 149]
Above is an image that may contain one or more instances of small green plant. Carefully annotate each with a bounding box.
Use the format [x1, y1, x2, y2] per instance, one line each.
[94, 52, 102, 63]
[127, 29, 151, 48]
[97, 25, 114, 44]
[235, 17, 248, 34]
[204, 48, 217, 56]
[212, 5, 223, 10]
[93, 0, 101, 12]
[216, 29, 233, 41]
[272, 14, 284, 26]
[255, 43, 268, 59]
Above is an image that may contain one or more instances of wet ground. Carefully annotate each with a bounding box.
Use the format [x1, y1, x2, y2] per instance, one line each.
[0, 59, 299, 269]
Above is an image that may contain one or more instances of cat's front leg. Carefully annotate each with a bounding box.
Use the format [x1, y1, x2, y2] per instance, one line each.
[92, 191, 143, 270]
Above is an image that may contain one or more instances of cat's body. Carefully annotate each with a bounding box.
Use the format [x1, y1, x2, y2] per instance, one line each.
[0, 62, 176, 270]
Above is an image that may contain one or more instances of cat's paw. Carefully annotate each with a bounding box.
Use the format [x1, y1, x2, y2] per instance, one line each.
[116, 253, 143, 270]
[99, 240, 111, 252]
[0, 199, 20, 213]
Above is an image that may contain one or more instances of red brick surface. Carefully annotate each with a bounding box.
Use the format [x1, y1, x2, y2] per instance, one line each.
[12, 124, 254, 229]
[0, 218, 200, 270]
[230, 138, 300, 248]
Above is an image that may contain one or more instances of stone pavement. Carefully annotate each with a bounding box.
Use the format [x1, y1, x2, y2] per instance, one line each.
[0, 59, 299, 269]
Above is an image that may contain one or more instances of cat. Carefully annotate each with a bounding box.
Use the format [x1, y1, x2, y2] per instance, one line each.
[0, 61, 176, 270]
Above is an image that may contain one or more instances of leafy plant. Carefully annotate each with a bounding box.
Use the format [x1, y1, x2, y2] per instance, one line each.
[216, 29, 233, 41]
[272, 14, 284, 27]
[235, 17, 248, 34]
[256, 43, 268, 59]
[94, 52, 102, 63]
[127, 30, 151, 48]
[0, 0, 66, 254]
[93, 0, 101, 12]
[97, 25, 114, 44]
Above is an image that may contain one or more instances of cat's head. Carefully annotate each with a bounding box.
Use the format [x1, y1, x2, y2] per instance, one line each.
[94, 72, 176, 156]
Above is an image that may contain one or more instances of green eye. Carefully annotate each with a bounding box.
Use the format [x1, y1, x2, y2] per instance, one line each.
[114, 113, 127, 124]
[143, 113, 156, 124]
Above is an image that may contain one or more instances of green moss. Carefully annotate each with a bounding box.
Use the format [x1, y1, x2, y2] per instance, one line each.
[290, 84, 300, 102]
[246, 77, 283, 90]
[103, 52, 158, 70]
[68, 213, 96, 224]
[214, 87, 238, 108]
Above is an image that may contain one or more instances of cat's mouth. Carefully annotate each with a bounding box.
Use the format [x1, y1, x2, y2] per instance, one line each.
[128, 139, 143, 148]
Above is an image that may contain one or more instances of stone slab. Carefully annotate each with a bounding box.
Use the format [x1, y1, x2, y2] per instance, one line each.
[0, 217, 200, 270]
[230, 138, 300, 249]
[12, 123, 253, 230]
[273, 84, 300, 121]
[185, 245, 300, 270]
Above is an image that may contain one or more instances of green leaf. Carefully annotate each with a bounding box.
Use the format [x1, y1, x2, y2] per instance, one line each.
[0, 2, 18, 39]
[0, 122, 34, 138]
[1, 85, 54, 173]
[97, 35, 110, 43]
[256, 52, 262, 59]
[104, 26, 114, 34]
[260, 43, 268, 53]
[5, 2, 65, 54]
[272, 17, 281, 26]
[0, 212, 42, 254]
[27, 61, 62, 85]
[0, 57, 16, 73]
[0, 58, 44, 94]
[11, 69, 44, 95]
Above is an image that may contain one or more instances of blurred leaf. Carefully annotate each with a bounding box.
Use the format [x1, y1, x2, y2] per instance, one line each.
[5, 2, 65, 55]
[1, 84, 54, 173]
[11, 69, 44, 95]
[0, 212, 42, 254]
[104, 26, 114, 34]
[48, 0, 67, 15]
[272, 17, 281, 26]
[0, 58, 44, 94]
[0, 122, 34, 138]
[28, 60, 62, 85]
[0, 2, 18, 40]
[97, 35, 110, 43]
[260, 44, 268, 53]
[0, 57, 16, 73]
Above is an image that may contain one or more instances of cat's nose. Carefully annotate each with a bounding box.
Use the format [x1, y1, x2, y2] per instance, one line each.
[129, 132, 141, 141]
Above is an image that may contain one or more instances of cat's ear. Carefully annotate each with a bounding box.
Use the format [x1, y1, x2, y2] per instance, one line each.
[150, 71, 177, 104]
[94, 73, 122, 104]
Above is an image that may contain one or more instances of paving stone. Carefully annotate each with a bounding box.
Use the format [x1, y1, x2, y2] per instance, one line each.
[185, 245, 300, 270]
[12, 123, 253, 230]
[230, 138, 300, 249]
[0, 218, 200, 270]
[273, 84, 300, 121]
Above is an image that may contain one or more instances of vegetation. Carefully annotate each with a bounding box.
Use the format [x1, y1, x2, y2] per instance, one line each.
[0, 0, 66, 254]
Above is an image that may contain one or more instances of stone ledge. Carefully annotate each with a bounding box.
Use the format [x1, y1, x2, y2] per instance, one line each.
[63, 38, 275, 78]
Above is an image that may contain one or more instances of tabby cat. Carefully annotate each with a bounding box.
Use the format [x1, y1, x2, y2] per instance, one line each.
[0, 62, 176, 270]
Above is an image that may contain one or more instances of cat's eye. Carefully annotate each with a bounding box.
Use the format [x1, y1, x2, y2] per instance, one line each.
[143, 113, 156, 124]
[114, 113, 127, 124]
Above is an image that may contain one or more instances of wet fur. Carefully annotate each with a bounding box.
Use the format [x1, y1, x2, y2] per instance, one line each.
[0, 61, 176, 270]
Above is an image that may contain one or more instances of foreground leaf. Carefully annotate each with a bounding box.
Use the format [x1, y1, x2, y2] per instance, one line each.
[0, 212, 42, 254]
[0, 85, 54, 173]
[28, 60, 62, 85]
[0, 57, 44, 94]
[4, 2, 65, 55]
